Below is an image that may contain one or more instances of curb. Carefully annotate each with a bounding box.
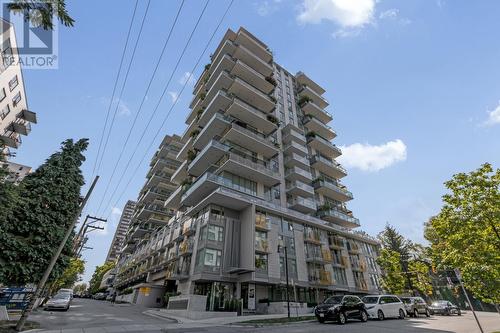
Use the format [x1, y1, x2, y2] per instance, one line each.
[142, 310, 181, 324]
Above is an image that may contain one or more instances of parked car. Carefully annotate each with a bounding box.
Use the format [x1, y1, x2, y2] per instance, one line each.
[400, 296, 431, 317]
[362, 295, 406, 320]
[93, 292, 107, 300]
[58, 288, 73, 299]
[315, 295, 368, 324]
[429, 300, 461, 316]
[44, 293, 71, 311]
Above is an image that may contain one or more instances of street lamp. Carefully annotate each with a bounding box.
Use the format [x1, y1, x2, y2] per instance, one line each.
[278, 241, 290, 319]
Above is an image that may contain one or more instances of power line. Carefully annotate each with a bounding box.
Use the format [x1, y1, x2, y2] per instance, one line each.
[94, 0, 152, 213]
[98, 0, 210, 216]
[107, 0, 235, 218]
[91, 0, 139, 178]
[92, 0, 186, 216]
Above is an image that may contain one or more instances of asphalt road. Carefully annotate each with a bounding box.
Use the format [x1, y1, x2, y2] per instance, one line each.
[29, 297, 174, 331]
[27, 298, 500, 333]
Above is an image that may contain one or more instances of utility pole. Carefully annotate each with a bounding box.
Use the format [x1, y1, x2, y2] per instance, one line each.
[16, 176, 99, 332]
[73, 215, 106, 256]
[454, 269, 484, 333]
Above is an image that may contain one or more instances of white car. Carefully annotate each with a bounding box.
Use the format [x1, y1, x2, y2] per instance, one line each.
[362, 295, 406, 320]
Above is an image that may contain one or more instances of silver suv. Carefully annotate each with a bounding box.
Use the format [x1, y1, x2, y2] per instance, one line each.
[400, 297, 430, 317]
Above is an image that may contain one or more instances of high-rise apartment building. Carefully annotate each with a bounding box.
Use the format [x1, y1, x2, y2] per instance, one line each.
[0, 160, 31, 184]
[114, 27, 381, 311]
[106, 200, 137, 262]
[0, 19, 36, 157]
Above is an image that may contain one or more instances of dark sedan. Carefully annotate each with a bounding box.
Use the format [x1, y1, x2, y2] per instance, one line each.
[315, 295, 368, 324]
[429, 300, 461, 316]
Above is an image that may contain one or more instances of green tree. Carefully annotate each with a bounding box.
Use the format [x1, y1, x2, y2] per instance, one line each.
[7, 0, 74, 30]
[89, 262, 115, 294]
[376, 248, 406, 294]
[424, 163, 500, 305]
[49, 258, 85, 293]
[73, 283, 87, 295]
[0, 139, 88, 286]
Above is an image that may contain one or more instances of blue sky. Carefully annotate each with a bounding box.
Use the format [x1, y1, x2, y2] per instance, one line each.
[10, 0, 500, 283]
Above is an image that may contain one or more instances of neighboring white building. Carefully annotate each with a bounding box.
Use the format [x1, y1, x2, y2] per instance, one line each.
[0, 19, 36, 157]
[1, 160, 31, 183]
[105, 200, 137, 263]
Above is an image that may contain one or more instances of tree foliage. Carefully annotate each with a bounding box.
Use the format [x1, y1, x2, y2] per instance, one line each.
[73, 283, 87, 295]
[7, 0, 74, 30]
[89, 262, 115, 294]
[425, 163, 500, 304]
[0, 139, 88, 286]
[376, 248, 406, 294]
[49, 258, 84, 293]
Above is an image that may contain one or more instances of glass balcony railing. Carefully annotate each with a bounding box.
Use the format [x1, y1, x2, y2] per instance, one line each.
[310, 155, 347, 174]
[313, 178, 353, 199]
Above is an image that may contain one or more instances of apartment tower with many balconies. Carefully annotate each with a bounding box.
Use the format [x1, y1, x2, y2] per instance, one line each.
[0, 19, 36, 157]
[106, 200, 137, 263]
[114, 27, 382, 312]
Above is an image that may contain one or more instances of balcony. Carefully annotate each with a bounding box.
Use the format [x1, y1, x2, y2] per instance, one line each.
[284, 141, 308, 157]
[16, 109, 37, 124]
[255, 215, 270, 230]
[286, 180, 314, 198]
[171, 160, 188, 185]
[179, 240, 194, 256]
[188, 139, 230, 176]
[347, 242, 361, 254]
[296, 71, 325, 96]
[148, 158, 179, 178]
[332, 255, 348, 267]
[300, 100, 332, 124]
[351, 260, 367, 272]
[309, 269, 333, 286]
[193, 112, 231, 150]
[203, 54, 235, 97]
[298, 85, 328, 109]
[136, 204, 171, 221]
[139, 186, 171, 203]
[230, 59, 274, 94]
[145, 172, 177, 191]
[306, 133, 341, 158]
[223, 121, 279, 158]
[148, 213, 171, 225]
[284, 153, 310, 170]
[0, 129, 21, 148]
[282, 128, 306, 145]
[12, 119, 31, 136]
[255, 239, 269, 253]
[234, 28, 273, 64]
[176, 136, 193, 161]
[228, 76, 275, 113]
[287, 196, 316, 214]
[305, 250, 323, 263]
[322, 248, 333, 262]
[225, 97, 277, 135]
[304, 231, 321, 244]
[313, 178, 353, 202]
[310, 155, 347, 179]
[130, 225, 151, 239]
[285, 166, 312, 183]
[216, 151, 281, 186]
[303, 116, 336, 140]
[328, 235, 345, 249]
[182, 220, 196, 235]
[181, 172, 225, 207]
[317, 207, 360, 228]
[164, 186, 183, 209]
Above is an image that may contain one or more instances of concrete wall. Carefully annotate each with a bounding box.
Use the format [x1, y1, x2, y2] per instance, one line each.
[239, 205, 255, 271]
[133, 284, 165, 308]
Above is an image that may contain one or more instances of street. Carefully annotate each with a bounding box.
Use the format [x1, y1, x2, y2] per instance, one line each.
[26, 299, 500, 333]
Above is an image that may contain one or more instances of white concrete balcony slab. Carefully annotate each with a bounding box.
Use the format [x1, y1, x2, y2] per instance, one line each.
[284, 153, 310, 170]
[296, 71, 325, 95]
[310, 155, 347, 179]
[226, 97, 277, 135]
[0, 129, 21, 148]
[300, 100, 332, 124]
[284, 141, 308, 157]
[286, 180, 315, 198]
[217, 151, 281, 186]
[282, 127, 306, 145]
[285, 166, 313, 183]
[303, 116, 336, 140]
[306, 134, 341, 158]
[188, 139, 230, 176]
[193, 112, 231, 150]
[223, 121, 279, 158]
[234, 29, 273, 64]
[164, 186, 183, 209]
[228, 76, 275, 113]
[171, 160, 188, 185]
[197, 90, 233, 128]
[288, 196, 317, 214]
[230, 59, 274, 94]
[313, 179, 353, 202]
[317, 207, 360, 228]
[298, 85, 328, 109]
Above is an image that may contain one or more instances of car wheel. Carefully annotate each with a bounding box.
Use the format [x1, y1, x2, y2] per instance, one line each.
[399, 309, 406, 319]
[338, 312, 346, 325]
[457, 309, 461, 316]
[378, 310, 385, 321]
[414, 309, 419, 318]
[361, 310, 368, 322]
[318, 318, 325, 323]
[425, 309, 430, 317]
[446, 309, 451, 316]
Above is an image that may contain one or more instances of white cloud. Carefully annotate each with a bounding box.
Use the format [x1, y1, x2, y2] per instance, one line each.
[100, 97, 131, 116]
[483, 101, 500, 126]
[338, 139, 407, 172]
[179, 72, 195, 86]
[297, 0, 375, 28]
[256, 0, 282, 16]
[111, 207, 122, 216]
[332, 27, 362, 39]
[167, 91, 179, 103]
[379, 8, 398, 20]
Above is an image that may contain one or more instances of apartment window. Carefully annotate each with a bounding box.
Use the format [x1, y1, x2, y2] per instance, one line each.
[255, 253, 268, 272]
[332, 267, 348, 285]
[196, 248, 222, 271]
[0, 88, 5, 102]
[0, 104, 9, 120]
[280, 257, 297, 279]
[9, 75, 18, 91]
[369, 273, 380, 289]
[279, 111, 285, 122]
[205, 225, 224, 242]
[222, 172, 257, 196]
[1, 39, 13, 71]
[12, 92, 21, 107]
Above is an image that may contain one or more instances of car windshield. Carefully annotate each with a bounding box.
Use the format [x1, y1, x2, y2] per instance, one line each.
[324, 296, 343, 304]
[401, 298, 412, 304]
[432, 301, 447, 306]
[53, 294, 69, 299]
[362, 296, 379, 304]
